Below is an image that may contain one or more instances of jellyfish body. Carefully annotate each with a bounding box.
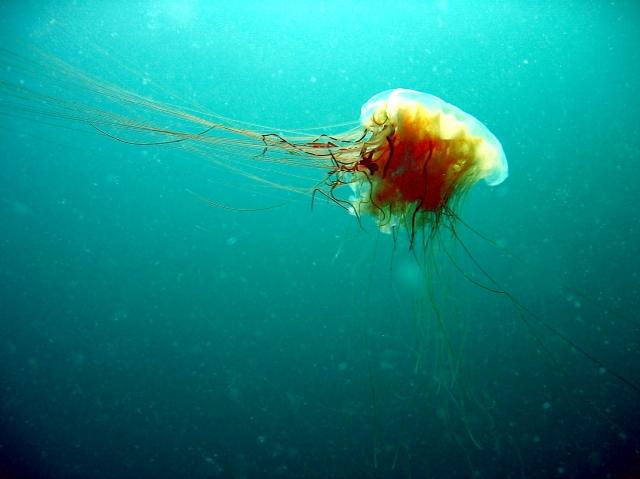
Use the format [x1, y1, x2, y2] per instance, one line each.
[346, 89, 507, 235]
[4, 55, 640, 474]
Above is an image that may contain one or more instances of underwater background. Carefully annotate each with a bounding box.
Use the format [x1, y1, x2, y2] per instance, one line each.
[1, 1, 639, 478]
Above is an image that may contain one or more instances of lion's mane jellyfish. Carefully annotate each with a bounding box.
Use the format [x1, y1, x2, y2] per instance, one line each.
[3, 52, 640, 475]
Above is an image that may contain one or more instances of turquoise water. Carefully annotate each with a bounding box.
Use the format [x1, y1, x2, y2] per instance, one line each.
[1, 1, 639, 478]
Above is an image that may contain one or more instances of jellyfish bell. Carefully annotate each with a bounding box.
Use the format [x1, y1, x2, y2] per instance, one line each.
[359, 89, 508, 186]
[351, 88, 508, 237]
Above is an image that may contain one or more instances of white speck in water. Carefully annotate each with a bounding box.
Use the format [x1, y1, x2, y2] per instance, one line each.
[111, 310, 128, 322]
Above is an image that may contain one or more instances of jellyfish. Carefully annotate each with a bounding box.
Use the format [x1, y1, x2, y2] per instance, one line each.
[1, 49, 639, 474]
